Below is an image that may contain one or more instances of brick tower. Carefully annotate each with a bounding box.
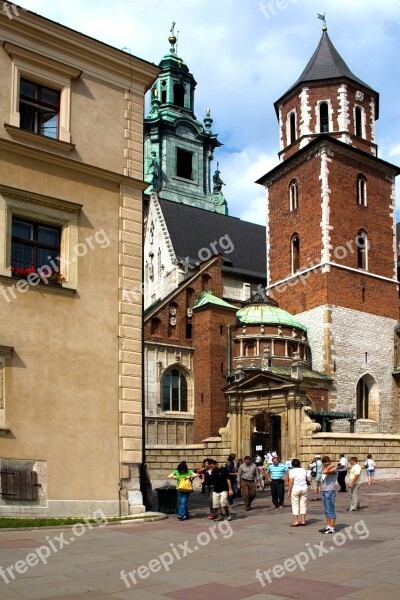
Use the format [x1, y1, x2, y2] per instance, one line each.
[257, 26, 400, 433]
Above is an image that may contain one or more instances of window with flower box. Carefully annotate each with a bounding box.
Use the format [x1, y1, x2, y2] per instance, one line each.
[11, 217, 63, 285]
[0, 185, 81, 290]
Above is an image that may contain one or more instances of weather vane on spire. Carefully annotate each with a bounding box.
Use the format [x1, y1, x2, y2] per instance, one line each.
[169, 21, 177, 52]
[317, 12, 327, 30]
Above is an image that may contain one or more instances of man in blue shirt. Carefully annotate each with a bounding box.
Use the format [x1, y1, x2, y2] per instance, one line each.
[266, 456, 289, 508]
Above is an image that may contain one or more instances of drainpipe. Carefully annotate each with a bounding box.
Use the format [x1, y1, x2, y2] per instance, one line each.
[227, 323, 235, 376]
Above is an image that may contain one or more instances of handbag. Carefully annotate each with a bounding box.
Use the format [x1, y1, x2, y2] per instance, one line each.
[177, 477, 193, 492]
[305, 469, 311, 486]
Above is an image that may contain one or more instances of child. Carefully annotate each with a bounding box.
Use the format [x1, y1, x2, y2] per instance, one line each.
[364, 454, 375, 485]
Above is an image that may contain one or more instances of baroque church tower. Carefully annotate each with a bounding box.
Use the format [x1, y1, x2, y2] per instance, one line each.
[144, 27, 227, 214]
[257, 25, 400, 433]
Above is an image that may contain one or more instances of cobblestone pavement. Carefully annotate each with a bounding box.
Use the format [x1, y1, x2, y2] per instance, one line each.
[0, 479, 399, 599]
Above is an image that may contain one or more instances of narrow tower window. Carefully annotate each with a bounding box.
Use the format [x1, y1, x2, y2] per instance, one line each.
[357, 175, 367, 206]
[356, 378, 369, 419]
[176, 148, 192, 179]
[319, 102, 329, 133]
[289, 112, 296, 144]
[291, 234, 300, 273]
[357, 229, 368, 270]
[355, 107, 362, 137]
[173, 84, 185, 107]
[289, 179, 298, 211]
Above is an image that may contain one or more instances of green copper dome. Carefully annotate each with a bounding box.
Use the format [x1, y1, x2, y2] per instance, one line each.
[236, 304, 307, 332]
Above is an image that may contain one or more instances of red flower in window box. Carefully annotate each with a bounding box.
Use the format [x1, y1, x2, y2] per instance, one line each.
[10, 266, 64, 286]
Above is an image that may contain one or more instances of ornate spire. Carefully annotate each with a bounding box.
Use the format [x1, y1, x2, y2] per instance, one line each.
[317, 12, 327, 31]
[203, 108, 213, 134]
[168, 22, 177, 53]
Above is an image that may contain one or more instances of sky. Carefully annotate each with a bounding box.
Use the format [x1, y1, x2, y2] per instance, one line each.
[14, 0, 400, 225]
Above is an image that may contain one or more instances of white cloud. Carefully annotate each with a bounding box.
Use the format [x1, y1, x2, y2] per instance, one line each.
[16, 0, 400, 223]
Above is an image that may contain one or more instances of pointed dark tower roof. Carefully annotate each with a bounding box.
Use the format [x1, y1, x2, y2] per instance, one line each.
[275, 30, 379, 117]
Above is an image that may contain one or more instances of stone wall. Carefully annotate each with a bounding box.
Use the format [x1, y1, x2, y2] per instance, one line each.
[299, 433, 400, 479]
[146, 437, 232, 487]
[297, 305, 398, 433]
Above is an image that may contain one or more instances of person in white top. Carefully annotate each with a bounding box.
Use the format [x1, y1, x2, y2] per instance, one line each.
[287, 458, 312, 526]
[347, 456, 362, 511]
[337, 453, 349, 492]
[364, 454, 376, 485]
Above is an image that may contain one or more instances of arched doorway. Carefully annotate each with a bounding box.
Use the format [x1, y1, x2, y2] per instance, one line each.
[251, 412, 281, 459]
[356, 373, 379, 422]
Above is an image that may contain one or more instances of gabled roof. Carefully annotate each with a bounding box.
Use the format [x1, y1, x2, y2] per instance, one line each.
[159, 199, 266, 281]
[275, 30, 378, 116]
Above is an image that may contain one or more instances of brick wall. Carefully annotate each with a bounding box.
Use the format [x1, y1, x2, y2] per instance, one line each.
[193, 305, 237, 442]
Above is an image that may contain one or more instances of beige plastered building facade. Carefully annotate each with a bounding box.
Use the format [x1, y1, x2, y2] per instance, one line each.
[0, 10, 159, 516]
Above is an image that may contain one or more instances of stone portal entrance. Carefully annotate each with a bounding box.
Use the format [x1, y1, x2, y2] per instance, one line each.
[251, 413, 281, 458]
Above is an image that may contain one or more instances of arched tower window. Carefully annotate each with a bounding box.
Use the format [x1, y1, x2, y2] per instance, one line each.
[319, 102, 329, 133]
[357, 175, 367, 206]
[291, 234, 300, 273]
[162, 368, 188, 412]
[202, 274, 211, 290]
[246, 344, 255, 357]
[173, 84, 185, 107]
[289, 112, 296, 144]
[289, 179, 298, 211]
[357, 229, 368, 270]
[151, 318, 161, 335]
[355, 106, 362, 137]
[357, 378, 369, 419]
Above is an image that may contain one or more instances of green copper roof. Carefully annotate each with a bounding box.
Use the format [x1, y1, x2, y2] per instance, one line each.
[193, 291, 237, 311]
[236, 304, 307, 332]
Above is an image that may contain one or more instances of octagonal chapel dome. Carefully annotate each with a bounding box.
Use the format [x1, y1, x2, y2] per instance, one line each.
[236, 292, 307, 333]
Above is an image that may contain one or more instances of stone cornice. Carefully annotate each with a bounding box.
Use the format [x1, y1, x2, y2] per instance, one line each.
[0, 138, 147, 189]
[0, 11, 160, 92]
[3, 42, 82, 79]
[4, 125, 75, 153]
[0, 184, 82, 213]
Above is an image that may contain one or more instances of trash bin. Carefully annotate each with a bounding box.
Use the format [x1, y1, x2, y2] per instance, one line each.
[156, 485, 177, 514]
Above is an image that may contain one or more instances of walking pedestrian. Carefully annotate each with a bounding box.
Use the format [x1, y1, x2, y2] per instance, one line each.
[337, 453, 349, 492]
[266, 456, 289, 509]
[287, 458, 311, 526]
[210, 460, 233, 521]
[319, 455, 337, 534]
[308, 454, 323, 500]
[237, 455, 259, 511]
[225, 454, 238, 506]
[167, 461, 198, 521]
[364, 454, 376, 485]
[347, 456, 362, 511]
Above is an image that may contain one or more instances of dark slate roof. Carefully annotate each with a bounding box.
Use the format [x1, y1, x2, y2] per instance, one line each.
[159, 199, 266, 280]
[275, 31, 378, 113]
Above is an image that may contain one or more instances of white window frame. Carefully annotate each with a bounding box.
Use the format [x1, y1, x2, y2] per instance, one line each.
[289, 179, 298, 211]
[357, 175, 367, 206]
[0, 186, 81, 290]
[354, 104, 366, 139]
[4, 43, 81, 144]
[286, 110, 297, 146]
[316, 100, 333, 134]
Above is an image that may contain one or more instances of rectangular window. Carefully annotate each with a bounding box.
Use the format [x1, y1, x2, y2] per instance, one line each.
[176, 148, 192, 179]
[11, 217, 60, 279]
[19, 79, 60, 139]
